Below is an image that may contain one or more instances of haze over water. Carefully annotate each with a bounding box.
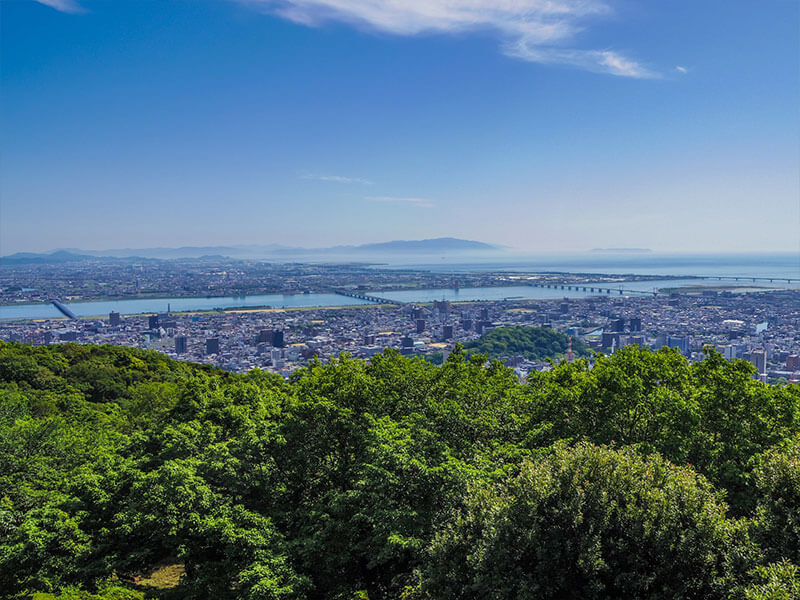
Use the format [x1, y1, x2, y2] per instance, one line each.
[371, 253, 800, 280]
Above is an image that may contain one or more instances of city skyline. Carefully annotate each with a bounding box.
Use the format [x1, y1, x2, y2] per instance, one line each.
[1, 0, 798, 254]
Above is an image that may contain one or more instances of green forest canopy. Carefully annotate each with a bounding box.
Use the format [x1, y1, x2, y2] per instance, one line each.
[464, 325, 591, 360]
[0, 340, 798, 599]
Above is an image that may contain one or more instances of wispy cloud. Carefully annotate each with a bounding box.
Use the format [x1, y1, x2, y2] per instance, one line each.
[506, 43, 656, 78]
[33, 0, 84, 13]
[675, 65, 688, 74]
[240, 0, 657, 78]
[367, 195, 435, 209]
[301, 173, 373, 184]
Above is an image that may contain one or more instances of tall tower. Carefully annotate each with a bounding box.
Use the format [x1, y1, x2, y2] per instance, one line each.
[567, 335, 575, 363]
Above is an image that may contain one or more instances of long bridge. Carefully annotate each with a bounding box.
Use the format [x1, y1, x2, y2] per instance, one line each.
[333, 290, 405, 305]
[51, 299, 78, 319]
[527, 283, 663, 296]
[701, 276, 799, 284]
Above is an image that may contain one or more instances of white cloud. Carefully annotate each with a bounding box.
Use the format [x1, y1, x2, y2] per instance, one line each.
[240, 0, 656, 78]
[507, 42, 656, 78]
[33, 0, 84, 13]
[366, 195, 435, 208]
[675, 65, 688, 74]
[302, 173, 373, 184]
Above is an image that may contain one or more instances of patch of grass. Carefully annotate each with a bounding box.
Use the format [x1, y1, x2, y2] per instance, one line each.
[135, 562, 185, 589]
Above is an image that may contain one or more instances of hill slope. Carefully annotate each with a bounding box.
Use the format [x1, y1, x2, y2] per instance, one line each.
[464, 326, 591, 361]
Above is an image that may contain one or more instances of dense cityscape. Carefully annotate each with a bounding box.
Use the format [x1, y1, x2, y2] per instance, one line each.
[2, 257, 798, 383]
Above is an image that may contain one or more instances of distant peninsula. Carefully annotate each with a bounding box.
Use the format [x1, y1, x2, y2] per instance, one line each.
[1, 238, 502, 263]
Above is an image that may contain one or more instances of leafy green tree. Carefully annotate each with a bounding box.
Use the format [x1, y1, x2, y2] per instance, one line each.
[527, 346, 800, 514]
[735, 561, 800, 600]
[422, 443, 751, 600]
[690, 351, 800, 513]
[528, 345, 697, 458]
[750, 436, 800, 564]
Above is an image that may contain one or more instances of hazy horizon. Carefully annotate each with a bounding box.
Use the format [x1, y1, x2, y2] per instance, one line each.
[2, 1, 798, 255]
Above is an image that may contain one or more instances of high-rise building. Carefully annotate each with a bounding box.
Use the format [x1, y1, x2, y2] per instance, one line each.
[601, 333, 620, 352]
[442, 325, 454, 339]
[205, 338, 220, 355]
[480, 308, 489, 320]
[629, 317, 642, 332]
[787, 355, 800, 371]
[610, 318, 625, 332]
[401, 336, 414, 348]
[109, 311, 121, 326]
[433, 300, 451, 314]
[667, 335, 690, 356]
[364, 334, 376, 345]
[750, 350, 767, 375]
[717, 344, 735, 360]
[272, 330, 285, 348]
[175, 336, 188, 354]
[462, 319, 473, 331]
[415, 319, 426, 333]
[148, 315, 159, 330]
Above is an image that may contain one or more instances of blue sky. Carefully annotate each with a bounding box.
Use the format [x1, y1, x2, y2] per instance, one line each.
[1, 0, 798, 254]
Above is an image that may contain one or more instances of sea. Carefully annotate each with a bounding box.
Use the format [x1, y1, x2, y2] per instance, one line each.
[369, 252, 800, 279]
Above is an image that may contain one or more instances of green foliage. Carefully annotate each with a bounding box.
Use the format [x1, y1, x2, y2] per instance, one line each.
[0, 340, 798, 599]
[527, 346, 800, 514]
[751, 436, 800, 564]
[422, 443, 750, 600]
[463, 326, 590, 361]
[736, 561, 800, 600]
[30, 586, 145, 600]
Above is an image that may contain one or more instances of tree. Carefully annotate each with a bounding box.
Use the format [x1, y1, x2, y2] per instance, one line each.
[422, 443, 750, 600]
[751, 436, 800, 564]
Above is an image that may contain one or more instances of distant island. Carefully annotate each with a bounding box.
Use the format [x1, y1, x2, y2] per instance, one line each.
[338, 237, 500, 254]
[1, 237, 502, 263]
[590, 248, 653, 254]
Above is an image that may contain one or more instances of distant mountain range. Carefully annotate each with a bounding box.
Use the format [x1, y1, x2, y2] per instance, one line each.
[1, 238, 502, 264]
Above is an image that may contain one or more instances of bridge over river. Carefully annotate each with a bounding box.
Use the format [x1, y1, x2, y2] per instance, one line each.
[333, 290, 407, 305]
[527, 282, 662, 296]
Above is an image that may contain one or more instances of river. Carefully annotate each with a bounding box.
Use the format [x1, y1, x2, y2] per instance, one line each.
[1, 277, 797, 321]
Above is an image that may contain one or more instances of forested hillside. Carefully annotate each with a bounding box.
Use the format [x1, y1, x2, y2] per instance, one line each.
[464, 326, 591, 361]
[1, 341, 798, 599]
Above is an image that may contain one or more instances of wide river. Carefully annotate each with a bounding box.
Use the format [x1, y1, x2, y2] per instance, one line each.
[2, 277, 797, 321]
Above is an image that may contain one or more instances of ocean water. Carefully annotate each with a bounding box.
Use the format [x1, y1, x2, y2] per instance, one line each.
[371, 252, 800, 279]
